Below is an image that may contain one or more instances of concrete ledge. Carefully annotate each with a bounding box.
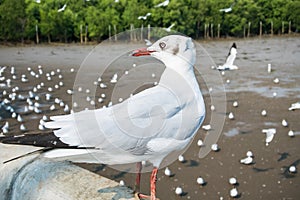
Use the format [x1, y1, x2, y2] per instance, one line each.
[0, 144, 134, 200]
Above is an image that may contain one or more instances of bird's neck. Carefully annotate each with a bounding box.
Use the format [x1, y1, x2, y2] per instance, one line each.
[159, 61, 202, 102]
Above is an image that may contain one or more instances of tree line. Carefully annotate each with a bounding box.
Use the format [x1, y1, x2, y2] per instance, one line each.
[0, 0, 299, 43]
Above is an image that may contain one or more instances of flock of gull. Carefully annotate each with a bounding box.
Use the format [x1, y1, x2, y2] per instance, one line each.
[0, 38, 299, 199]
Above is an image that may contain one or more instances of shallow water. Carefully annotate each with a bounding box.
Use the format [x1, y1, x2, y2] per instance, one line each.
[224, 127, 239, 137]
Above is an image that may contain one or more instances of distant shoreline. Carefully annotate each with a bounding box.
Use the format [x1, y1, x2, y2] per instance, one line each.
[0, 33, 299, 47]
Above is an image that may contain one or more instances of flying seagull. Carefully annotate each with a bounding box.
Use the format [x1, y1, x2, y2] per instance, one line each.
[138, 13, 151, 20]
[1, 35, 205, 200]
[219, 1, 236, 13]
[144, 39, 152, 46]
[163, 23, 175, 32]
[154, 0, 170, 8]
[217, 43, 238, 70]
[57, 4, 67, 12]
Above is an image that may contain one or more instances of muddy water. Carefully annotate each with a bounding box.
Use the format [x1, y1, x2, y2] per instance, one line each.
[0, 36, 299, 199]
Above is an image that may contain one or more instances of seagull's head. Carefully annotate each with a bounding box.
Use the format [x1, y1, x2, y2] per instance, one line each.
[132, 35, 196, 67]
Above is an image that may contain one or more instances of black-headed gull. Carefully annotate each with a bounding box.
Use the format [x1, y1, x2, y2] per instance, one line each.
[217, 43, 238, 70]
[1, 35, 205, 200]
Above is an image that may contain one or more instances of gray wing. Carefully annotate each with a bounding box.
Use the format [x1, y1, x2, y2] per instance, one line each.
[44, 85, 193, 155]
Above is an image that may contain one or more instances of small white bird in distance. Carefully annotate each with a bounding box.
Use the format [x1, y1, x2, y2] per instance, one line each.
[58, 4, 67, 12]
[289, 102, 300, 111]
[233, 101, 238, 107]
[262, 128, 276, 146]
[261, 110, 267, 116]
[202, 124, 211, 131]
[164, 23, 175, 32]
[230, 187, 239, 198]
[144, 39, 152, 46]
[228, 112, 234, 120]
[240, 155, 253, 165]
[282, 119, 288, 127]
[164, 167, 171, 177]
[219, 1, 236, 13]
[154, 0, 169, 8]
[175, 186, 183, 195]
[138, 13, 151, 20]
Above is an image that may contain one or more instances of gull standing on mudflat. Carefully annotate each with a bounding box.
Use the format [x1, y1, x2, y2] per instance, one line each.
[1, 35, 205, 200]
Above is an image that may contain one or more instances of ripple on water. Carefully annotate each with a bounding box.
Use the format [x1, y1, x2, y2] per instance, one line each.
[264, 122, 278, 126]
[224, 128, 239, 137]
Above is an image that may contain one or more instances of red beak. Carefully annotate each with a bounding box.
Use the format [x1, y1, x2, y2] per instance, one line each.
[132, 47, 155, 56]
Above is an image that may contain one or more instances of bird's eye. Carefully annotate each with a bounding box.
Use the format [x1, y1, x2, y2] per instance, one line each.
[159, 42, 166, 49]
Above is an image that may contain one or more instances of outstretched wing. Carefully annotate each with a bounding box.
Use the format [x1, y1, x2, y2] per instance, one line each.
[224, 45, 237, 66]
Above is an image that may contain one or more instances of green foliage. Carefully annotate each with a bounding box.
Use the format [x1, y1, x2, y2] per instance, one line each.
[0, 0, 26, 42]
[0, 0, 298, 43]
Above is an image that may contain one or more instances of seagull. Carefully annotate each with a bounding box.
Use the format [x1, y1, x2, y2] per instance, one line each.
[164, 167, 172, 176]
[178, 155, 185, 163]
[0, 66, 6, 76]
[219, 1, 236, 13]
[138, 13, 151, 20]
[58, 4, 67, 12]
[196, 176, 205, 185]
[229, 177, 237, 185]
[110, 73, 118, 83]
[202, 124, 211, 131]
[282, 119, 288, 127]
[228, 112, 234, 120]
[217, 43, 238, 70]
[262, 128, 276, 146]
[232, 101, 238, 107]
[240, 155, 253, 165]
[240, 150, 254, 165]
[175, 186, 183, 196]
[1, 35, 205, 200]
[154, 0, 169, 8]
[230, 187, 239, 198]
[144, 39, 152, 46]
[163, 23, 175, 32]
[289, 102, 300, 111]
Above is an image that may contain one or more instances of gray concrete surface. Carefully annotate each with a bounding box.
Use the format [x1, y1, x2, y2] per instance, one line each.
[0, 144, 135, 200]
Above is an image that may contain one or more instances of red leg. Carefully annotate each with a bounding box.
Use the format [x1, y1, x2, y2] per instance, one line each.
[150, 167, 158, 200]
[135, 167, 159, 200]
[135, 162, 142, 192]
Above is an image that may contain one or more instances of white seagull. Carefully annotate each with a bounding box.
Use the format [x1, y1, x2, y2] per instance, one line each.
[154, 0, 169, 8]
[138, 12, 151, 20]
[1, 35, 205, 200]
[217, 43, 238, 70]
[219, 1, 236, 13]
[58, 4, 67, 12]
[289, 102, 300, 111]
[262, 128, 276, 146]
[144, 39, 153, 46]
[164, 23, 175, 32]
